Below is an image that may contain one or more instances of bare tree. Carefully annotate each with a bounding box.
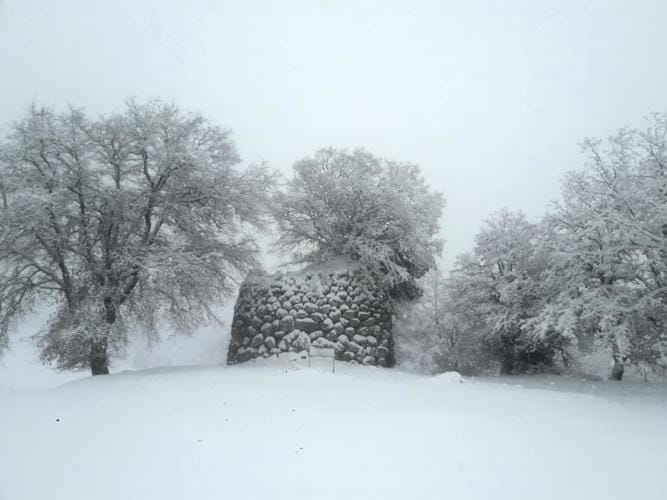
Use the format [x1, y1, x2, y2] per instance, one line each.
[0, 100, 274, 375]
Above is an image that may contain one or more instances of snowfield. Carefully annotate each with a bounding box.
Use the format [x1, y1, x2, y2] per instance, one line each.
[1, 359, 666, 500]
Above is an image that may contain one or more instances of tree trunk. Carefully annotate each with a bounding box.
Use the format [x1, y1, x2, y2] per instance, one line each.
[610, 358, 624, 381]
[610, 343, 625, 381]
[500, 357, 514, 375]
[89, 298, 115, 376]
[90, 338, 109, 376]
[560, 347, 570, 370]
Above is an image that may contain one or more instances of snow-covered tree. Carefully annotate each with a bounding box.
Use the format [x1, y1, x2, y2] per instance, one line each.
[0, 100, 274, 374]
[448, 209, 562, 374]
[395, 268, 485, 374]
[272, 148, 444, 300]
[533, 116, 667, 380]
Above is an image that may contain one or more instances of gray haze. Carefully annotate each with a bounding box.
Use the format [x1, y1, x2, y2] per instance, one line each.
[1, 0, 666, 269]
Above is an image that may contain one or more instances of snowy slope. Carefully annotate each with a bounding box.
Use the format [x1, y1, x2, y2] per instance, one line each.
[1, 361, 666, 500]
[0, 301, 234, 392]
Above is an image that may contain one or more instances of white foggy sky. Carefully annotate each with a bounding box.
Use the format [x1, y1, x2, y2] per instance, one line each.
[1, 0, 666, 269]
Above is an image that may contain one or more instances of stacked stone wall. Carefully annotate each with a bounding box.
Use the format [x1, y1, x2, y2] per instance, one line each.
[226, 266, 394, 366]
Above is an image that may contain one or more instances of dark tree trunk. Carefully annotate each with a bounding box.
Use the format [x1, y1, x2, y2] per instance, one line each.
[90, 338, 109, 376]
[89, 298, 115, 376]
[500, 357, 515, 375]
[610, 343, 625, 381]
[610, 358, 625, 381]
[560, 347, 570, 370]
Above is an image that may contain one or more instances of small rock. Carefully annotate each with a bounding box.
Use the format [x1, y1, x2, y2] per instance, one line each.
[280, 315, 295, 333]
[434, 372, 463, 384]
[237, 347, 254, 362]
[309, 330, 323, 341]
[250, 333, 264, 348]
[358, 311, 371, 322]
[376, 346, 389, 357]
[310, 312, 325, 322]
[328, 295, 342, 307]
[347, 341, 363, 354]
[291, 331, 311, 351]
[352, 334, 367, 345]
[295, 317, 318, 333]
[312, 337, 336, 349]
[303, 302, 319, 314]
[264, 336, 276, 350]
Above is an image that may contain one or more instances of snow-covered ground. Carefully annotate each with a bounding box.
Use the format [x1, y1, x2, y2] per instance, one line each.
[0, 303, 233, 392]
[1, 356, 666, 500]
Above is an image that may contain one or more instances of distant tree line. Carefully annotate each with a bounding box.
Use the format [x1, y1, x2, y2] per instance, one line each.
[3, 98, 663, 381]
[396, 114, 667, 381]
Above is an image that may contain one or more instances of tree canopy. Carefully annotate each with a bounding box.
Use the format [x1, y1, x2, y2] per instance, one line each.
[399, 115, 667, 380]
[272, 148, 444, 300]
[0, 100, 274, 374]
[532, 116, 667, 379]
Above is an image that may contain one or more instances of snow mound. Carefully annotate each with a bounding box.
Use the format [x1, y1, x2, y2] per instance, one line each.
[433, 371, 463, 384]
[243, 258, 360, 287]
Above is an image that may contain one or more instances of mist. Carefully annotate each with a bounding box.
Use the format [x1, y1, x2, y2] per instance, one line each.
[2, 0, 666, 268]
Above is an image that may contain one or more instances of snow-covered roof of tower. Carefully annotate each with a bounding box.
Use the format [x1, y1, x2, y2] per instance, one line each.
[243, 258, 361, 287]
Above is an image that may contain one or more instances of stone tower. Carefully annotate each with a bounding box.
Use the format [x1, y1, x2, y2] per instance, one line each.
[226, 261, 394, 366]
